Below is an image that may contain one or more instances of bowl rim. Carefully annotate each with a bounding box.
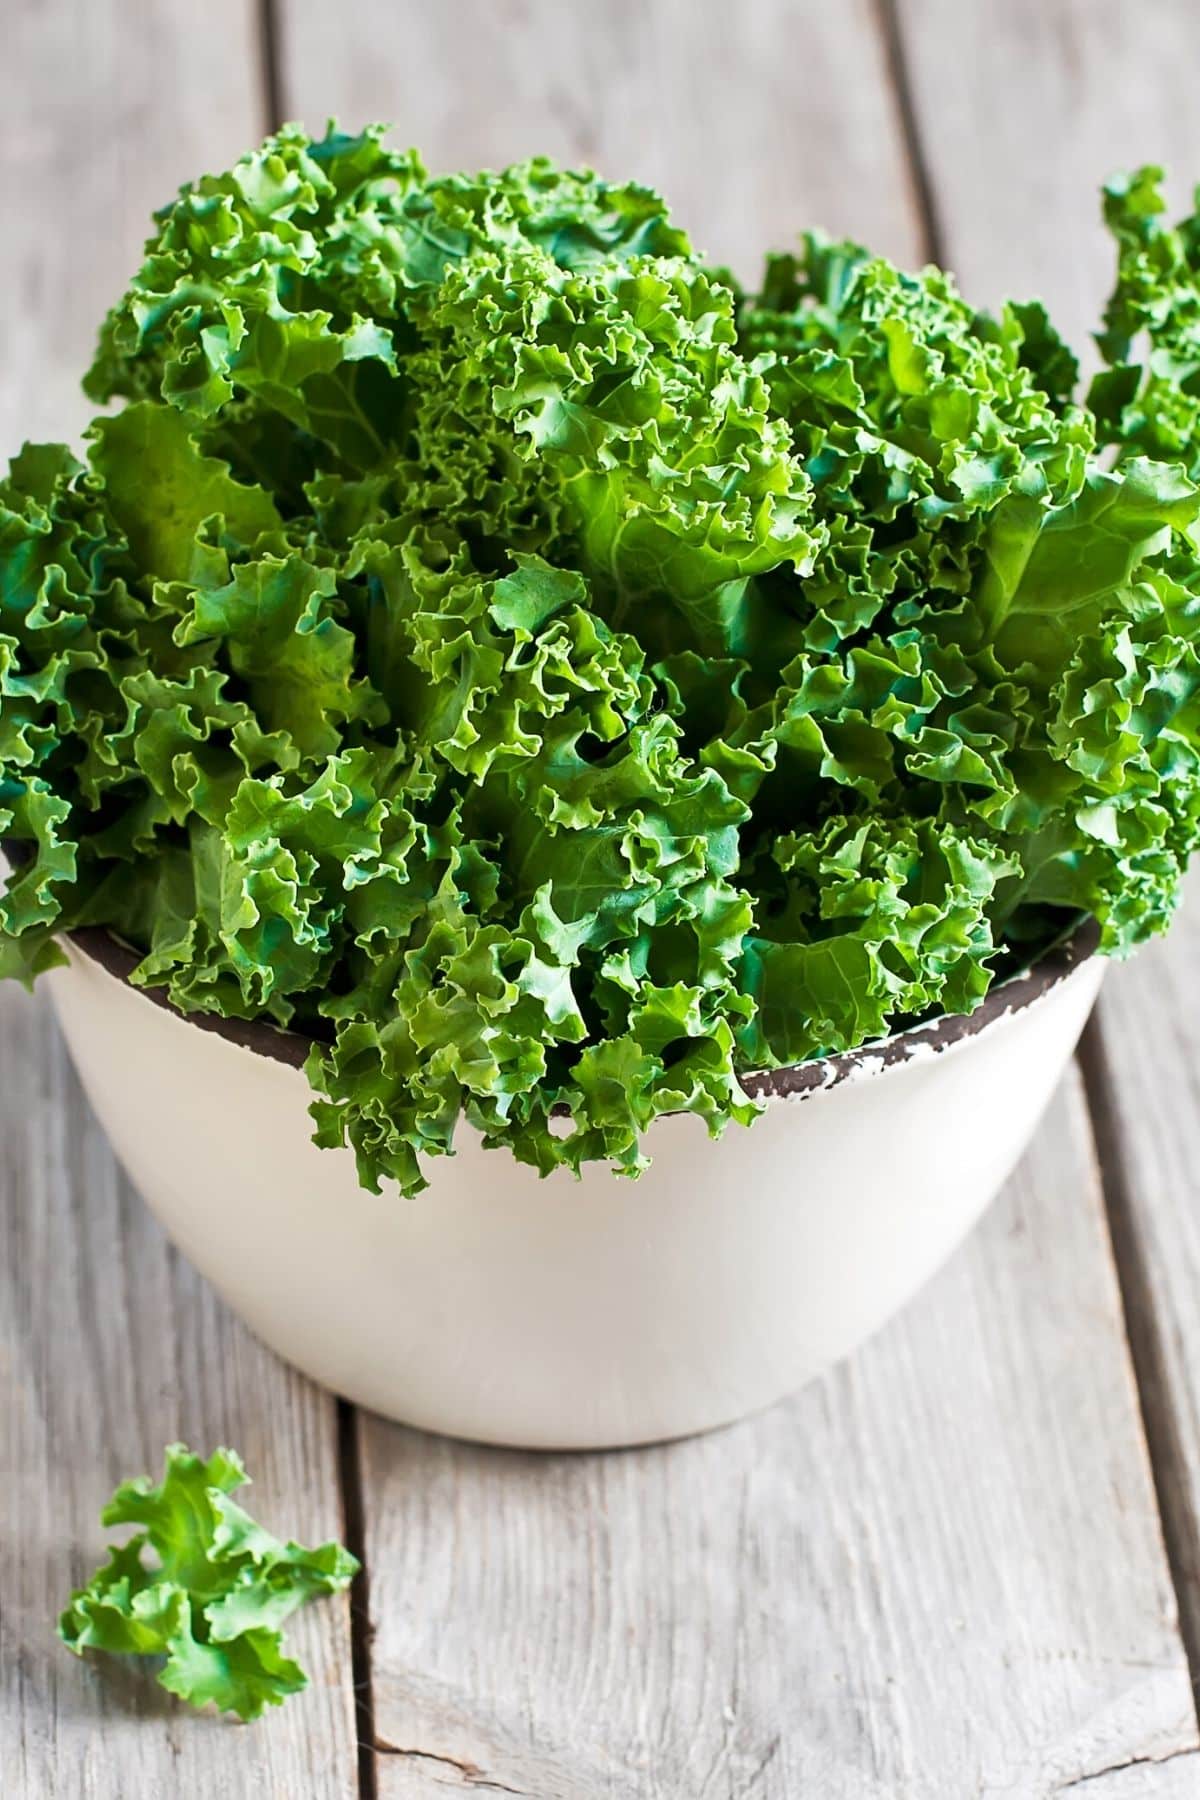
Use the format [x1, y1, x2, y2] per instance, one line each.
[47, 902, 1101, 1101]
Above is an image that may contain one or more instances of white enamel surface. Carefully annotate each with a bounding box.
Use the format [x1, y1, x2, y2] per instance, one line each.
[45, 945, 1103, 1448]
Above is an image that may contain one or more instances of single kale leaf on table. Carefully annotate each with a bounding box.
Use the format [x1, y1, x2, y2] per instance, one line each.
[59, 1444, 358, 1720]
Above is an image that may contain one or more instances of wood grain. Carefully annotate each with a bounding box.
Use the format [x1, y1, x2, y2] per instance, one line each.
[276, 0, 926, 280]
[893, 0, 1200, 354]
[354, 1074, 1196, 1799]
[0, 0, 266, 458]
[0, 5, 359, 1794]
[894, 0, 1200, 1705]
[1083, 917, 1200, 1684]
[0, 985, 359, 1796]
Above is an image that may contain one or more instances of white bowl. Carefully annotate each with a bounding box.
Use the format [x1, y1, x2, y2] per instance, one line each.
[38, 920, 1103, 1449]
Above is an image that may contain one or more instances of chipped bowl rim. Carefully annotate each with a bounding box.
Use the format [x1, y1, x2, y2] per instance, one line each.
[51, 903, 1101, 1100]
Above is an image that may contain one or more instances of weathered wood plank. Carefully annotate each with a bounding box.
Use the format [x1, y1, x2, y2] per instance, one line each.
[353, 1074, 1195, 1798]
[0, 4, 359, 1793]
[893, 0, 1200, 350]
[1083, 917, 1200, 1681]
[0, 986, 359, 1796]
[0, 0, 268, 458]
[895, 0, 1200, 1696]
[276, 0, 926, 280]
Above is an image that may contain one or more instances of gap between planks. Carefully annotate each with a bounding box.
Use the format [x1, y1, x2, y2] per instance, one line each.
[339, 1398, 381, 1800]
[257, 0, 287, 134]
[871, 0, 946, 266]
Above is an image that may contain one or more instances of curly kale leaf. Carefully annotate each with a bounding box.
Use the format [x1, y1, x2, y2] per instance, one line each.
[59, 1445, 357, 1720]
[4, 128, 1200, 1192]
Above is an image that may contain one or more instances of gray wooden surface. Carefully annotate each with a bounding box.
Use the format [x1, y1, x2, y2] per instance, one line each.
[3, 3, 1200, 1796]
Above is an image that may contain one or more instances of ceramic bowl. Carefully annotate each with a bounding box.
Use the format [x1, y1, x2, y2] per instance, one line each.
[36, 917, 1103, 1449]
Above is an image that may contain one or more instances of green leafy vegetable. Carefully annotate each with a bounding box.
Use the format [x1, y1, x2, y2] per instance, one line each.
[4, 126, 1200, 1191]
[59, 1443, 358, 1720]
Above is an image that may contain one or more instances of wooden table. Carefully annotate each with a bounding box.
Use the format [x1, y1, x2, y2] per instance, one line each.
[4, 4, 1200, 1794]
